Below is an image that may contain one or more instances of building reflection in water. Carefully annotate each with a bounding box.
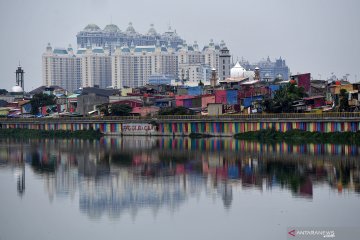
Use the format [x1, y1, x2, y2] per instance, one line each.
[1, 137, 359, 219]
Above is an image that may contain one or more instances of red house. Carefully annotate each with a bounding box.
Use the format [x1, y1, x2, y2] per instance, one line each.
[303, 96, 326, 109]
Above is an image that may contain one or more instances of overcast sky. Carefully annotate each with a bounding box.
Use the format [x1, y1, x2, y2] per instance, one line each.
[0, 0, 359, 91]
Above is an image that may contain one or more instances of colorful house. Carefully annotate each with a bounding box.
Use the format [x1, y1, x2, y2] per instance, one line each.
[201, 94, 215, 109]
[131, 106, 160, 117]
[303, 96, 326, 109]
[175, 95, 194, 107]
[111, 99, 143, 108]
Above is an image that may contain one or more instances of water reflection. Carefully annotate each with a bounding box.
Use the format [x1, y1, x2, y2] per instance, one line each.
[0, 137, 359, 220]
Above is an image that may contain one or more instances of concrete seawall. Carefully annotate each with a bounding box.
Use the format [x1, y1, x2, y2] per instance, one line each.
[1, 113, 360, 136]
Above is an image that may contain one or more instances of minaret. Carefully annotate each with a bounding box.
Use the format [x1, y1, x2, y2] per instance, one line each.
[254, 67, 260, 80]
[219, 42, 231, 80]
[16, 65, 25, 92]
[210, 68, 217, 87]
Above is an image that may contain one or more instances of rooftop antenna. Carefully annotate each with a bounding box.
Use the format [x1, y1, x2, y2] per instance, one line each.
[167, 20, 172, 31]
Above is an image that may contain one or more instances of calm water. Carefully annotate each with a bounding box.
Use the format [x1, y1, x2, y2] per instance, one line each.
[0, 137, 359, 240]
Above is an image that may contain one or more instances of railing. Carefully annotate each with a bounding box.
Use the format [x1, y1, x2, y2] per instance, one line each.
[1, 112, 360, 122]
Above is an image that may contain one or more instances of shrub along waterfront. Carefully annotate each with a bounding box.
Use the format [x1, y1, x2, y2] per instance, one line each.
[234, 129, 360, 145]
[0, 128, 103, 139]
[188, 133, 213, 138]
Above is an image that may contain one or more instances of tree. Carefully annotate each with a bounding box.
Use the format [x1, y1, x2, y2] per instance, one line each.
[30, 93, 56, 115]
[339, 89, 349, 112]
[97, 104, 109, 116]
[262, 83, 307, 113]
[0, 89, 8, 95]
[110, 104, 132, 116]
[158, 106, 194, 115]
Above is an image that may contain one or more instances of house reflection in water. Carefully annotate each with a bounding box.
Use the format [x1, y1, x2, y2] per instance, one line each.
[1, 137, 360, 219]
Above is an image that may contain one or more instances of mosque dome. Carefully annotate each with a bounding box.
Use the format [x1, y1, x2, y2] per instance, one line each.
[11, 85, 23, 93]
[104, 24, 120, 32]
[84, 24, 101, 32]
[230, 62, 246, 78]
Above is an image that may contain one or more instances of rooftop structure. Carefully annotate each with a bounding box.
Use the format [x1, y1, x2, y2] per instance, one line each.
[77, 23, 184, 52]
[240, 56, 290, 81]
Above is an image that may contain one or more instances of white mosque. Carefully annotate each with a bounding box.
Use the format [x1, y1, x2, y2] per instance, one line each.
[230, 61, 255, 79]
[220, 61, 259, 86]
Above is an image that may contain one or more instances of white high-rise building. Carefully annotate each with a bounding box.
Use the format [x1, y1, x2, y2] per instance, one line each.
[42, 43, 82, 92]
[43, 39, 231, 91]
[112, 43, 177, 89]
[42, 43, 111, 92]
[80, 46, 111, 88]
[176, 39, 230, 85]
[178, 63, 212, 86]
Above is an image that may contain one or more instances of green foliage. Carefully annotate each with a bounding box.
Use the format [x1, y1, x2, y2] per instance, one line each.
[189, 133, 213, 138]
[109, 152, 133, 166]
[97, 104, 109, 116]
[31, 152, 56, 173]
[262, 83, 307, 113]
[339, 89, 349, 112]
[158, 106, 194, 115]
[149, 120, 159, 127]
[234, 129, 360, 145]
[0, 89, 8, 95]
[110, 104, 132, 116]
[265, 162, 305, 193]
[0, 128, 103, 139]
[30, 93, 56, 115]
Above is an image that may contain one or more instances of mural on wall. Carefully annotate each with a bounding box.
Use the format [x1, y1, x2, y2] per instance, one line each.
[1, 120, 360, 136]
[122, 123, 157, 135]
[158, 121, 360, 135]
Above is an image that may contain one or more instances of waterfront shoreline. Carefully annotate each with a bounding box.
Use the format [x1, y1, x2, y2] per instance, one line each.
[234, 129, 360, 144]
[0, 128, 103, 139]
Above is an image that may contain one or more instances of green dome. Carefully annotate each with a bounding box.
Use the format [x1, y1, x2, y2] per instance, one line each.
[147, 24, 157, 35]
[104, 24, 120, 32]
[126, 22, 137, 34]
[84, 24, 101, 31]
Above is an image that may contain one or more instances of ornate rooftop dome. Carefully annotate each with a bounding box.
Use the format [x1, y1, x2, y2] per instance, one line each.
[104, 24, 120, 32]
[147, 24, 157, 35]
[84, 24, 101, 32]
[53, 48, 68, 55]
[162, 26, 178, 38]
[126, 22, 137, 34]
[92, 47, 104, 54]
